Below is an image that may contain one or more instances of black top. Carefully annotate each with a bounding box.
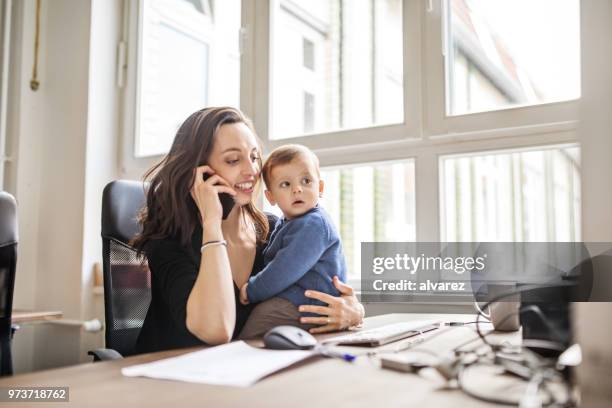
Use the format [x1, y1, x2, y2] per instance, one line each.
[134, 214, 278, 354]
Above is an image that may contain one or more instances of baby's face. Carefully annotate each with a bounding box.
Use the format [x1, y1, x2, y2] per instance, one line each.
[265, 155, 323, 219]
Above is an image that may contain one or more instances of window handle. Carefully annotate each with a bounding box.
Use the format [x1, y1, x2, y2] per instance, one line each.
[116, 41, 127, 88]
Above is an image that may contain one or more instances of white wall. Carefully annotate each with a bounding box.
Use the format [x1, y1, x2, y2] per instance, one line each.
[29, 0, 91, 370]
[6, 0, 120, 372]
[79, 0, 122, 362]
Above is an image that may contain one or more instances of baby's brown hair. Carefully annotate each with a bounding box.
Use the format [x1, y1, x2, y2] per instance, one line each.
[262, 144, 320, 188]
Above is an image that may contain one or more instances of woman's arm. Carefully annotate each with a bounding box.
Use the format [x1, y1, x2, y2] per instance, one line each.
[185, 220, 235, 344]
[185, 165, 237, 344]
[298, 277, 365, 333]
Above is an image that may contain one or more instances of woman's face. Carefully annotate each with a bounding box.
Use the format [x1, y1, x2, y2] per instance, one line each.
[207, 122, 261, 206]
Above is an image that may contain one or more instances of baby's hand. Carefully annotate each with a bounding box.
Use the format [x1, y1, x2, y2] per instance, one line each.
[239, 283, 249, 305]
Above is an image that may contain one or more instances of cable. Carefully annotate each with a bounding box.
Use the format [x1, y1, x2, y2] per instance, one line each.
[445, 321, 479, 326]
[456, 354, 568, 407]
[458, 364, 524, 406]
[366, 315, 573, 406]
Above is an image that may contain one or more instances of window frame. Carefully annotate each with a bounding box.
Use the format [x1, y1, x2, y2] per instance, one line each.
[120, 0, 580, 247]
[424, 0, 580, 137]
[240, 0, 579, 247]
[120, 0, 217, 178]
[241, 0, 424, 153]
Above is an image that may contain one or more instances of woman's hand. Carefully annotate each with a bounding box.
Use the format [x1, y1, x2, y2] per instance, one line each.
[298, 276, 365, 334]
[190, 165, 236, 225]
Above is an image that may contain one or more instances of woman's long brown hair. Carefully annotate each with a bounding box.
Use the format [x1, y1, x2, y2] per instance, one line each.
[131, 107, 269, 258]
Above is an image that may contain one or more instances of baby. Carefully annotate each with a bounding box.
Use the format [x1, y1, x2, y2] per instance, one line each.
[238, 144, 347, 339]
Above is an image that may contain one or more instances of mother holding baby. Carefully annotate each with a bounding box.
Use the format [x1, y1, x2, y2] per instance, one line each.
[132, 106, 364, 354]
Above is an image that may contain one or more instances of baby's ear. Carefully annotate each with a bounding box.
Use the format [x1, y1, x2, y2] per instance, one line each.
[264, 190, 276, 206]
[318, 179, 325, 197]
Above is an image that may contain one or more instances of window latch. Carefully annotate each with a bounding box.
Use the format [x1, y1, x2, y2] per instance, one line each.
[116, 41, 127, 88]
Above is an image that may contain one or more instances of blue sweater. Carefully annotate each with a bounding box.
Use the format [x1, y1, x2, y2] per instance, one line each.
[246, 206, 347, 307]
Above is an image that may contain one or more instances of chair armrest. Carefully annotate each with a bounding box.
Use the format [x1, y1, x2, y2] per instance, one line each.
[88, 348, 123, 361]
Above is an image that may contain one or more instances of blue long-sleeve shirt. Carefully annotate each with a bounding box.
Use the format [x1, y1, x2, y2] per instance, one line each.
[246, 206, 347, 307]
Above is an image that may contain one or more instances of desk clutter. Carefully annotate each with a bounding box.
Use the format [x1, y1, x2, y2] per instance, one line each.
[0, 312, 595, 406]
[376, 325, 576, 406]
[121, 317, 577, 406]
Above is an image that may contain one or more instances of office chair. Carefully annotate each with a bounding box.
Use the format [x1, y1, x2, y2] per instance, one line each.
[89, 180, 151, 361]
[0, 192, 18, 376]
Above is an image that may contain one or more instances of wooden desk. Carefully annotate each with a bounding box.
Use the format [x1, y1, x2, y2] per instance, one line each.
[0, 313, 521, 407]
[11, 310, 63, 324]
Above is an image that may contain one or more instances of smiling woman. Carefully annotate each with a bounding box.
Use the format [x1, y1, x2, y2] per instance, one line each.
[130, 107, 364, 354]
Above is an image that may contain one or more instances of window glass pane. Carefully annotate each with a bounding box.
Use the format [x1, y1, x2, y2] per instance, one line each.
[447, 0, 580, 115]
[271, 0, 404, 139]
[265, 160, 416, 280]
[441, 147, 581, 242]
[136, 0, 241, 157]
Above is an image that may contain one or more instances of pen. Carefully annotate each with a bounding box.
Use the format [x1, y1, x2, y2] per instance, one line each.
[316, 346, 357, 362]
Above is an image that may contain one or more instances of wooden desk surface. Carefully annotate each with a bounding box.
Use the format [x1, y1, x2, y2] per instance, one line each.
[0, 313, 522, 408]
[11, 310, 63, 324]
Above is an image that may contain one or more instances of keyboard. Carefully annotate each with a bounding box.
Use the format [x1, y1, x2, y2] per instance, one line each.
[322, 320, 441, 347]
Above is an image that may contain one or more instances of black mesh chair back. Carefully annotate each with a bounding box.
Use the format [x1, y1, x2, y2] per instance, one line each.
[101, 180, 151, 357]
[0, 192, 17, 376]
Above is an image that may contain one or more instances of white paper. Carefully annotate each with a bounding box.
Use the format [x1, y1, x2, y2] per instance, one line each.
[121, 341, 314, 387]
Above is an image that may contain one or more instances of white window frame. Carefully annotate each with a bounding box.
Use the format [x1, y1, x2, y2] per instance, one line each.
[120, 0, 580, 246]
[121, 0, 156, 179]
[241, 0, 579, 247]
[120, 0, 216, 179]
[423, 0, 579, 136]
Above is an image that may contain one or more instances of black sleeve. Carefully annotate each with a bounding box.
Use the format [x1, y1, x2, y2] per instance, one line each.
[146, 238, 198, 333]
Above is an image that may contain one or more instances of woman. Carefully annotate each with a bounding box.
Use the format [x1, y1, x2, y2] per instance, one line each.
[132, 107, 364, 354]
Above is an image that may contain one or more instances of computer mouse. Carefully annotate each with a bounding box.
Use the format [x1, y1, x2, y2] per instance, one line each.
[263, 325, 318, 350]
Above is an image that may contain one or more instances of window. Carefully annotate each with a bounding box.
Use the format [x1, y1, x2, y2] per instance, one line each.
[446, 0, 580, 115]
[269, 0, 404, 139]
[125, 0, 241, 159]
[123, 1, 582, 289]
[441, 146, 580, 242]
[321, 161, 416, 279]
[137, 20, 209, 157]
[241, 0, 581, 282]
